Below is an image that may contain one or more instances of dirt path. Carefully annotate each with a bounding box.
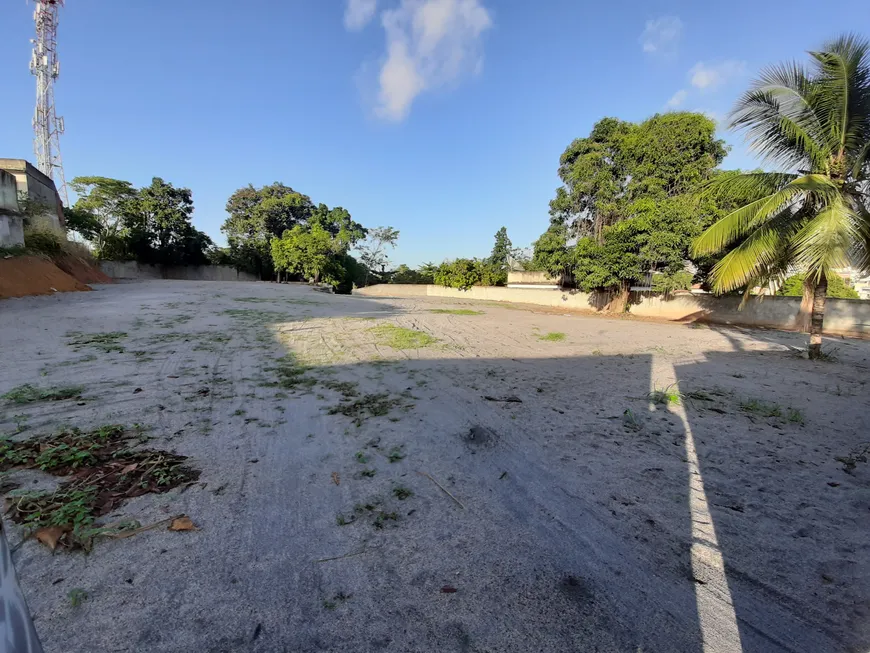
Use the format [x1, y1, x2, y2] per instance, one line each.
[1, 280, 868, 653]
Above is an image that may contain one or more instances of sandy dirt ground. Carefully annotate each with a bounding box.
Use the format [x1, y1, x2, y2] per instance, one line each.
[0, 280, 868, 653]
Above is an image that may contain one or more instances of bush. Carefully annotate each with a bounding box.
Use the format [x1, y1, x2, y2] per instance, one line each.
[23, 229, 63, 256]
[778, 273, 859, 300]
[652, 270, 694, 296]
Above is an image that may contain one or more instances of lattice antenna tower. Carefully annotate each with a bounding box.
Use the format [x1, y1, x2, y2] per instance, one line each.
[30, 0, 68, 205]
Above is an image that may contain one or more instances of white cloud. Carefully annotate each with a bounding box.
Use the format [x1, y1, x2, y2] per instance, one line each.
[666, 89, 687, 109]
[345, 0, 378, 31]
[372, 0, 493, 121]
[640, 16, 682, 55]
[689, 60, 746, 91]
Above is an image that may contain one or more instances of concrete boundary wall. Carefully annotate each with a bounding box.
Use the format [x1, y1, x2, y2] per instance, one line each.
[354, 284, 870, 337]
[100, 261, 258, 282]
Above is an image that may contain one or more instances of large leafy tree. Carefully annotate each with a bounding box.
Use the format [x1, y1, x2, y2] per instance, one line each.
[68, 176, 138, 257]
[272, 223, 339, 284]
[127, 178, 212, 266]
[222, 183, 314, 278]
[548, 114, 727, 240]
[691, 35, 870, 358]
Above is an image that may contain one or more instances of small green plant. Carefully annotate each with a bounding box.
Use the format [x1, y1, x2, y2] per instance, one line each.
[68, 588, 88, 607]
[740, 399, 782, 418]
[387, 446, 405, 463]
[787, 408, 805, 425]
[335, 513, 355, 526]
[360, 468, 377, 478]
[66, 331, 127, 353]
[428, 309, 484, 315]
[2, 384, 83, 404]
[355, 451, 369, 464]
[622, 409, 642, 432]
[392, 485, 413, 500]
[367, 325, 438, 349]
[233, 409, 246, 416]
[538, 332, 566, 342]
[647, 384, 681, 406]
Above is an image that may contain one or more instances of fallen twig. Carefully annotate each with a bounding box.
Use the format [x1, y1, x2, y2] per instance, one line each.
[418, 471, 465, 509]
[315, 548, 371, 563]
[482, 395, 522, 403]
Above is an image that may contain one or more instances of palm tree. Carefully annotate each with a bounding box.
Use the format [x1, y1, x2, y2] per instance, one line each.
[692, 35, 870, 359]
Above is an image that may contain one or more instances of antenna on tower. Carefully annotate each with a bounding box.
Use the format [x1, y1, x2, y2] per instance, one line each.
[31, 0, 68, 206]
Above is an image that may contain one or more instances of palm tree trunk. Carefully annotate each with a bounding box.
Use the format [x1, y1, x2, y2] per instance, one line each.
[796, 277, 814, 332]
[808, 274, 828, 359]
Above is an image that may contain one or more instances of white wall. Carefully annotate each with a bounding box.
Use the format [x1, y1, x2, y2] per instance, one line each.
[354, 284, 870, 338]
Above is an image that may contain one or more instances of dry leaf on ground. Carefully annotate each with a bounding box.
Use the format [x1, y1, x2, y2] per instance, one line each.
[168, 516, 198, 531]
[331, 472, 340, 485]
[35, 526, 68, 550]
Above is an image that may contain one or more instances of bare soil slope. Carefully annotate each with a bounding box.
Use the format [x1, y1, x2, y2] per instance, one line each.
[0, 255, 90, 299]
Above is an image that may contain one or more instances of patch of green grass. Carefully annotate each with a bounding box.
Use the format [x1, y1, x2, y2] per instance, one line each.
[373, 511, 398, 529]
[264, 354, 317, 390]
[392, 485, 413, 500]
[2, 384, 83, 404]
[387, 446, 405, 463]
[66, 331, 127, 353]
[538, 332, 566, 342]
[428, 309, 484, 316]
[323, 380, 359, 398]
[367, 324, 438, 350]
[233, 409, 246, 416]
[360, 468, 377, 478]
[355, 451, 369, 464]
[647, 384, 681, 406]
[68, 588, 89, 608]
[740, 399, 782, 418]
[787, 408, 805, 425]
[328, 393, 405, 427]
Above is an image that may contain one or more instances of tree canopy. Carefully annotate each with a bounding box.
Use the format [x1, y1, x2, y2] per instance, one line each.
[67, 176, 212, 265]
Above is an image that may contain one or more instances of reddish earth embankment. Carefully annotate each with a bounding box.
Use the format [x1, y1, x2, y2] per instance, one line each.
[54, 253, 112, 285]
[0, 255, 93, 299]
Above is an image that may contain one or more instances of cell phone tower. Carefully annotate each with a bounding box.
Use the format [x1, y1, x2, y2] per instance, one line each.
[30, 0, 68, 205]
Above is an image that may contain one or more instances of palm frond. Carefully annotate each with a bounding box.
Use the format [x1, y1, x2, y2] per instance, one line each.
[729, 62, 830, 170]
[810, 34, 870, 161]
[790, 197, 857, 277]
[692, 174, 838, 256]
[708, 209, 803, 293]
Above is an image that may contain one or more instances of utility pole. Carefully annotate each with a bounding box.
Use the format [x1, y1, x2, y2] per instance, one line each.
[31, 0, 68, 205]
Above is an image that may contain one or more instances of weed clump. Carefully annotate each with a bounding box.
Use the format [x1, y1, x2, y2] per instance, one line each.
[2, 384, 83, 404]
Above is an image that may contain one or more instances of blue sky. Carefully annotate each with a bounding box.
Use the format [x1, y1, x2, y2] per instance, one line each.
[1, 1, 867, 266]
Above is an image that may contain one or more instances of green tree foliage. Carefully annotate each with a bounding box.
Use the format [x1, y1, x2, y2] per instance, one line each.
[531, 225, 572, 278]
[489, 227, 512, 267]
[222, 183, 315, 278]
[68, 176, 138, 257]
[125, 178, 212, 266]
[778, 273, 859, 299]
[538, 112, 728, 307]
[434, 258, 506, 290]
[652, 270, 695, 296]
[272, 224, 343, 284]
[691, 35, 870, 357]
[390, 264, 433, 284]
[68, 176, 211, 265]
